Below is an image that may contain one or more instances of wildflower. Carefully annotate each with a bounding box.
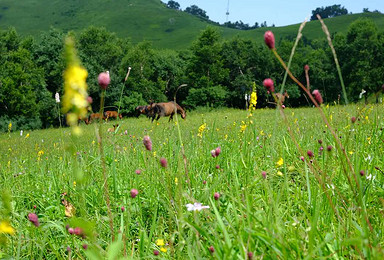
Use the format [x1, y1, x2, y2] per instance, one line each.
[55, 92, 60, 103]
[264, 31, 275, 49]
[319, 146, 324, 152]
[66, 246, 71, 252]
[154, 250, 160, 256]
[8, 122, 12, 132]
[175, 177, 178, 185]
[214, 192, 220, 200]
[68, 228, 75, 234]
[62, 37, 89, 133]
[312, 89, 323, 104]
[318, 139, 323, 144]
[197, 123, 207, 138]
[277, 171, 283, 176]
[276, 158, 284, 167]
[209, 246, 215, 253]
[87, 96, 93, 104]
[98, 71, 110, 89]
[211, 149, 217, 157]
[203, 180, 207, 185]
[249, 84, 257, 111]
[240, 122, 247, 133]
[360, 170, 365, 176]
[0, 220, 15, 235]
[82, 244, 88, 250]
[25, 133, 30, 139]
[307, 150, 314, 158]
[215, 164, 220, 169]
[261, 171, 267, 179]
[327, 145, 333, 151]
[121, 206, 125, 212]
[130, 189, 138, 198]
[247, 251, 254, 259]
[300, 156, 305, 162]
[263, 78, 275, 93]
[156, 239, 165, 246]
[135, 169, 141, 175]
[215, 147, 221, 157]
[186, 203, 209, 211]
[28, 213, 40, 227]
[160, 247, 167, 253]
[304, 64, 309, 71]
[143, 135, 152, 151]
[160, 157, 168, 168]
[20, 130, 23, 136]
[351, 116, 357, 123]
[74, 227, 83, 236]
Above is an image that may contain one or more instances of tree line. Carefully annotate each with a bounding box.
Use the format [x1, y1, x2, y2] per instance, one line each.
[0, 18, 383, 131]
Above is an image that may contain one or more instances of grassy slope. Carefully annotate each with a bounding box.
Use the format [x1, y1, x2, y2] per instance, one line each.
[0, 0, 383, 49]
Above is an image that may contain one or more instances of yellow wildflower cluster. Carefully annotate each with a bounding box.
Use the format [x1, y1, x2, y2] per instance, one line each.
[249, 82, 257, 111]
[156, 239, 168, 253]
[37, 150, 44, 161]
[0, 220, 15, 235]
[197, 123, 207, 138]
[240, 121, 247, 133]
[62, 37, 89, 135]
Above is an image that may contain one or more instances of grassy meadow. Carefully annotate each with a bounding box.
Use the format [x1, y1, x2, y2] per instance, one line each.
[1, 104, 384, 259]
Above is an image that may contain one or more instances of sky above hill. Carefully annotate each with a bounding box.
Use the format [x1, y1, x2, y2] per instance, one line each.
[161, 0, 384, 26]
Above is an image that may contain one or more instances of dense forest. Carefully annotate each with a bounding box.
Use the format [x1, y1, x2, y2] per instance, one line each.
[0, 17, 383, 131]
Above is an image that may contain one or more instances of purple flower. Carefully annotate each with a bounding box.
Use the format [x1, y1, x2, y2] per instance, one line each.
[307, 150, 314, 158]
[68, 227, 74, 234]
[143, 135, 152, 151]
[214, 192, 220, 201]
[98, 71, 110, 89]
[209, 246, 215, 253]
[300, 156, 305, 162]
[160, 157, 168, 168]
[312, 89, 323, 104]
[154, 250, 160, 256]
[304, 64, 310, 71]
[82, 244, 88, 250]
[215, 164, 220, 169]
[121, 206, 125, 212]
[351, 116, 357, 123]
[28, 213, 40, 227]
[264, 31, 275, 49]
[135, 169, 141, 175]
[327, 145, 333, 151]
[261, 171, 267, 179]
[263, 78, 275, 93]
[215, 147, 221, 157]
[318, 139, 323, 144]
[211, 149, 217, 158]
[247, 251, 254, 259]
[360, 170, 365, 176]
[130, 189, 138, 198]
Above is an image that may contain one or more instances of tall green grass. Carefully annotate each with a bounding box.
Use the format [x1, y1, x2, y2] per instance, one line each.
[1, 103, 383, 258]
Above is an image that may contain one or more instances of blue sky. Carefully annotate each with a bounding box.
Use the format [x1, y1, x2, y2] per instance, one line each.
[161, 1, 383, 26]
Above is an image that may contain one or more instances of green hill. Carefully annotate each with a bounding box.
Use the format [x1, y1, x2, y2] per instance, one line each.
[0, 0, 383, 49]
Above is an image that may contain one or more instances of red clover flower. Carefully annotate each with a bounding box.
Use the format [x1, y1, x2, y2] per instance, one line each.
[98, 71, 110, 89]
[264, 31, 275, 49]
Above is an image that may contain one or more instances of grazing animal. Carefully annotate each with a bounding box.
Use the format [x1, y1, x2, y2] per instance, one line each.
[104, 111, 122, 121]
[107, 124, 119, 133]
[148, 101, 186, 122]
[275, 91, 289, 104]
[89, 113, 105, 123]
[135, 105, 150, 118]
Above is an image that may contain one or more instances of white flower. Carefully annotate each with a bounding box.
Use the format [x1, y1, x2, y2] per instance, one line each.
[20, 130, 23, 136]
[186, 203, 209, 211]
[366, 174, 376, 181]
[55, 92, 60, 103]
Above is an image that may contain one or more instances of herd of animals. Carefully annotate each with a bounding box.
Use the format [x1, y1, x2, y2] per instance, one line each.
[79, 101, 187, 125]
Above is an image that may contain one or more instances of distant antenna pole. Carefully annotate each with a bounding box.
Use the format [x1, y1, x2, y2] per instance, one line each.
[226, 0, 230, 22]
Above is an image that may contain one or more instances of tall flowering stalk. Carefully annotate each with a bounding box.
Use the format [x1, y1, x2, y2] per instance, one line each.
[55, 92, 62, 127]
[248, 82, 257, 111]
[62, 37, 89, 136]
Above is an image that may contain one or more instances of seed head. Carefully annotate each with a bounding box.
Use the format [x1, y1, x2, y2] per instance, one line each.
[318, 139, 322, 144]
[264, 31, 275, 49]
[98, 71, 110, 89]
[263, 78, 275, 93]
[312, 89, 323, 104]
[130, 189, 138, 198]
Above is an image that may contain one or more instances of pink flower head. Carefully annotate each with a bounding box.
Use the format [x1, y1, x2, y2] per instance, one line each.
[154, 250, 160, 256]
[214, 192, 220, 200]
[304, 64, 310, 71]
[130, 188, 138, 198]
[360, 170, 365, 176]
[247, 251, 254, 260]
[318, 139, 323, 144]
[121, 206, 125, 212]
[263, 78, 275, 93]
[282, 105, 286, 109]
[135, 169, 141, 175]
[264, 31, 275, 49]
[215, 147, 221, 157]
[98, 71, 110, 89]
[203, 180, 207, 185]
[327, 145, 333, 151]
[300, 156, 305, 162]
[87, 96, 93, 104]
[312, 89, 323, 104]
[261, 171, 267, 179]
[215, 164, 220, 169]
[160, 157, 168, 168]
[307, 150, 314, 158]
[74, 227, 83, 236]
[209, 246, 215, 253]
[82, 244, 88, 250]
[28, 213, 40, 227]
[211, 149, 217, 158]
[351, 116, 357, 123]
[68, 227, 75, 234]
[143, 135, 152, 151]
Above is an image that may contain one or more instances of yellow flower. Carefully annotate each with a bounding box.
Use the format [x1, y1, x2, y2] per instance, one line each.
[175, 177, 178, 185]
[260, 130, 265, 136]
[25, 133, 30, 139]
[197, 123, 207, 138]
[160, 247, 167, 253]
[277, 171, 283, 176]
[276, 158, 284, 167]
[240, 121, 247, 133]
[249, 85, 257, 111]
[8, 122, 12, 132]
[0, 220, 15, 235]
[62, 37, 89, 135]
[156, 239, 165, 246]
[73, 181, 77, 187]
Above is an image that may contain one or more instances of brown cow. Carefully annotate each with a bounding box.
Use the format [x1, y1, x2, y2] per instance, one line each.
[104, 111, 122, 121]
[89, 113, 105, 123]
[275, 91, 289, 104]
[148, 101, 186, 122]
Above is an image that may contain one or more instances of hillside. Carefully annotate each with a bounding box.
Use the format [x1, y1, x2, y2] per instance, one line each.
[0, 0, 383, 49]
